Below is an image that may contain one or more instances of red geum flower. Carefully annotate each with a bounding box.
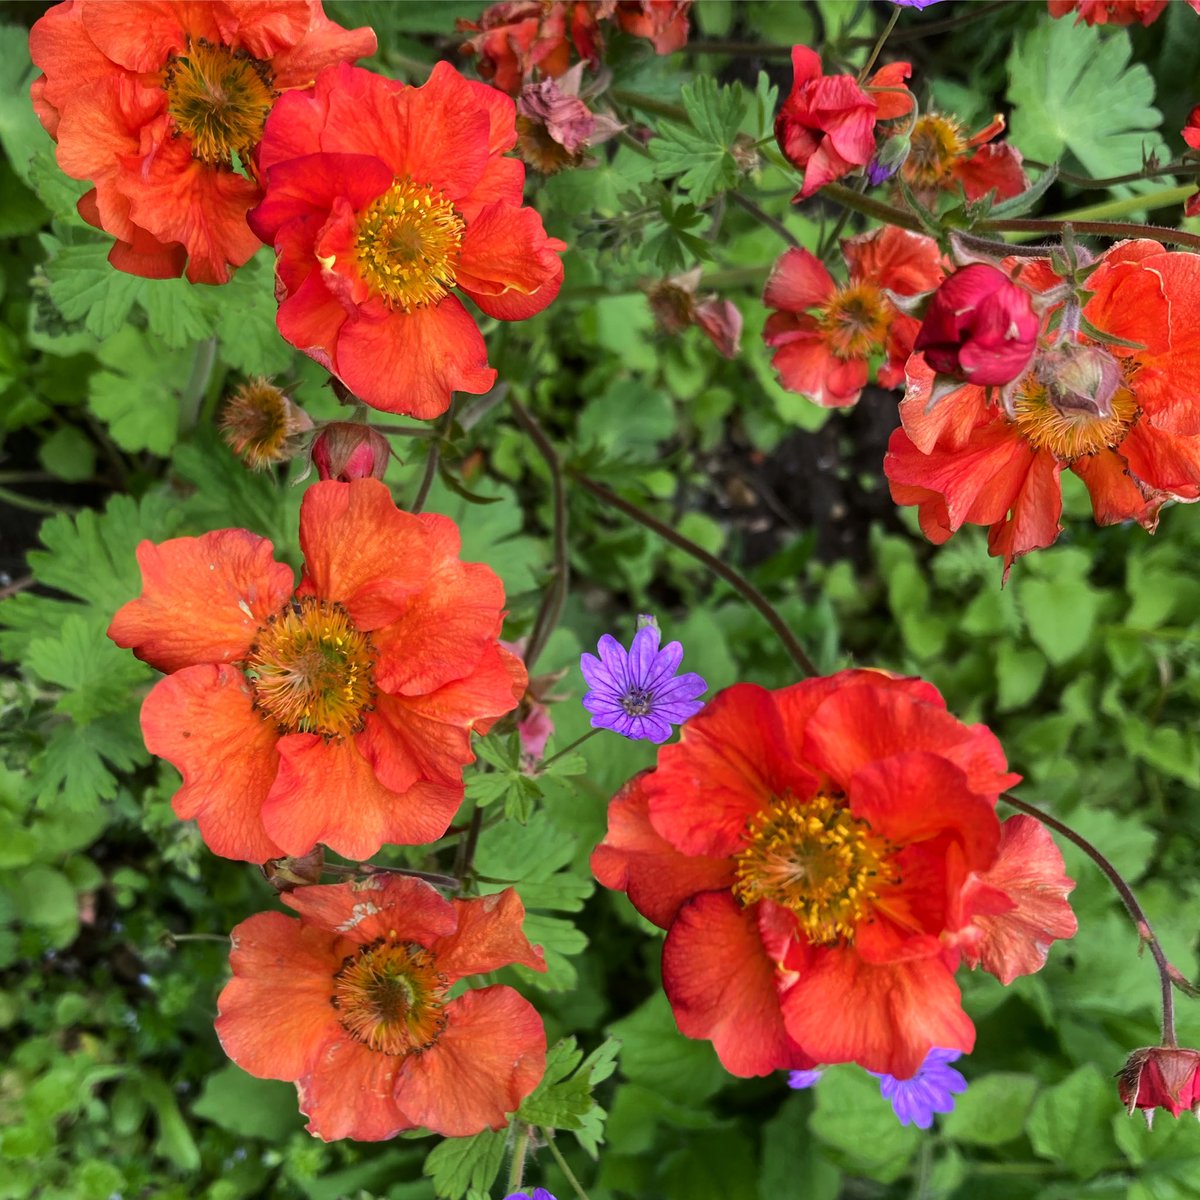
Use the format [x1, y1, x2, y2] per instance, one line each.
[591, 670, 1076, 1079]
[1047, 0, 1168, 25]
[1184, 105, 1200, 151]
[900, 113, 1028, 205]
[914, 263, 1040, 388]
[248, 62, 566, 419]
[29, 1, 375, 284]
[614, 0, 692, 53]
[775, 47, 913, 200]
[217, 876, 547, 1140]
[1119, 1047, 1200, 1126]
[886, 240, 1200, 576]
[108, 478, 526, 863]
[457, 1, 599, 94]
[762, 225, 943, 407]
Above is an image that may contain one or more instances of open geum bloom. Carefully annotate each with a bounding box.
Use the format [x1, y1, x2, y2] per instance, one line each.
[763, 225, 943, 407]
[29, 0, 376, 283]
[108, 478, 525, 862]
[217, 876, 546, 1140]
[886, 240, 1200, 575]
[591, 670, 1077, 1078]
[248, 61, 566, 419]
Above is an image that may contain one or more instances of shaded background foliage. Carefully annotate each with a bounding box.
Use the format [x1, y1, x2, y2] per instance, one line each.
[1, 1, 1200, 1198]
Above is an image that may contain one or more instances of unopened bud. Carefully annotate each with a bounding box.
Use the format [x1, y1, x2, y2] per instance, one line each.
[261, 848, 326, 892]
[1035, 340, 1122, 420]
[311, 423, 390, 482]
[867, 133, 912, 186]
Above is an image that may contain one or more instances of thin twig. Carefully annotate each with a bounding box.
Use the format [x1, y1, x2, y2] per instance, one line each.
[1024, 158, 1200, 190]
[570, 470, 819, 677]
[410, 408, 453, 514]
[454, 806, 485, 886]
[541, 1129, 592, 1200]
[730, 191, 800, 248]
[858, 6, 901, 82]
[0, 575, 34, 601]
[510, 395, 569, 672]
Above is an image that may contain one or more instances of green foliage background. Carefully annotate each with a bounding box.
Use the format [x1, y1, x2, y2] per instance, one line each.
[2, 2, 1200, 1198]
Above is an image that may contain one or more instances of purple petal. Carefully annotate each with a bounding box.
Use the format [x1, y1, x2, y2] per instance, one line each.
[627, 624, 662, 688]
[652, 672, 708, 704]
[641, 638, 684, 691]
[787, 1068, 824, 1090]
[595, 635, 630, 692]
[580, 651, 615, 691]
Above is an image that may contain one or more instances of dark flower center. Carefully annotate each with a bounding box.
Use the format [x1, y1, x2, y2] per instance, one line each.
[621, 686, 653, 716]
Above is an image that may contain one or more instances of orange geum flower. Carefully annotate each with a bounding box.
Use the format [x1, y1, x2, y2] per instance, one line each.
[591, 671, 1076, 1079]
[217, 876, 547, 1140]
[29, 0, 376, 284]
[108, 478, 526, 863]
[248, 61, 567, 419]
[762, 225, 943, 407]
[885, 240, 1200, 576]
[898, 112, 1028, 207]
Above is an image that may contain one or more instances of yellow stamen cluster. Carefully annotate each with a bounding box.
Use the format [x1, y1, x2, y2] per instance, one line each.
[733, 793, 892, 945]
[355, 177, 466, 311]
[819, 282, 891, 360]
[164, 39, 275, 166]
[1011, 378, 1138, 461]
[218, 377, 312, 470]
[903, 114, 966, 192]
[245, 598, 376, 738]
[332, 939, 449, 1056]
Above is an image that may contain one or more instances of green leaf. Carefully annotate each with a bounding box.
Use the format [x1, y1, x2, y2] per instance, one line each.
[518, 1036, 619, 1155]
[809, 1066, 921, 1183]
[42, 238, 143, 341]
[1026, 1064, 1114, 1178]
[193, 1065, 303, 1141]
[30, 714, 146, 812]
[1017, 574, 1100, 666]
[760, 1097, 840, 1200]
[37, 426, 96, 483]
[88, 326, 187, 456]
[649, 78, 747, 204]
[423, 1130, 506, 1200]
[659, 1129, 758, 1200]
[943, 1073, 1039, 1146]
[26, 615, 150, 722]
[1007, 22, 1162, 177]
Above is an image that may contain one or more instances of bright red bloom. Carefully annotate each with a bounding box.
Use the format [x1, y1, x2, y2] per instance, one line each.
[1184, 105, 1200, 151]
[1119, 1047, 1200, 1124]
[217, 876, 546, 1140]
[108, 479, 526, 863]
[900, 113, 1027, 205]
[775, 47, 913, 200]
[915, 264, 1039, 387]
[29, 1, 375, 284]
[1047, 0, 1168, 25]
[248, 62, 566, 419]
[614, 0, 692, 53]
[591, 671, 1075, 1079]
[886, 241, 1200, 576]
[762, 226, 943, 407]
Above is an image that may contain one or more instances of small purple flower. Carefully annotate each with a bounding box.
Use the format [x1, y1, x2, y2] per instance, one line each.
[580, 616, 706, 743]
[889, 0, 947, 7]
[870, 1048, 967, 1129]
[787, 1068, 824, 1090]
[504, 1191, 557, 1200]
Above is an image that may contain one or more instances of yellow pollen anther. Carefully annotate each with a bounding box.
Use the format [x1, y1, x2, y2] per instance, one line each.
[245, 597, 376, 738]
[354, 177, 466, 311]
[732, 793, 893, 946]
[819, 282, 892, 360]
[164, 39, 276, 166]
[331, 939, 449, 1056]
[1011, 377, 1139, 461]
[904, 114, 967, 192]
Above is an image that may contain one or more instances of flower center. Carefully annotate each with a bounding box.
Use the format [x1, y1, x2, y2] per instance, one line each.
[355, 177, 466, 311]
[904, 114, 966, 191]
[164, 39, 275, 166]
[245, 598, 376, 738]
[732, 793, 893, 945]
[332, 939, 449, 1056]
[1011, 376, 1138, 460]
[621, 686, 653, 717]
[819, 282, 891, 360]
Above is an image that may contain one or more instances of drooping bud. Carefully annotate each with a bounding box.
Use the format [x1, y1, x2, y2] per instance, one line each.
[1034, 339, 1123, 421]
[515, 63, 623, 175]
[261, 848, 326, 892]
[311, 422, 390, 482]
[646, 268, 742, 359]
[219, 377, 313, 470]
[867, 132, 912, 186]
[914, 263, 1039, 387]
[1118, 1046, 1200, 1126]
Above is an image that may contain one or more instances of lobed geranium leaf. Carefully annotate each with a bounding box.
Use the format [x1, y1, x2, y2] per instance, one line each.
[421, 1128, 506, 1200]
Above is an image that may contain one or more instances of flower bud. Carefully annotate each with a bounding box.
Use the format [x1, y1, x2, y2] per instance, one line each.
[1119, 1046, 1200, 1127]
[1034, 340, 1123, 420]
[867, 132, 912, 186]
[914, 263, 1039, 387]
[311, 423, 390, 482]
[261, 848, 325, 892]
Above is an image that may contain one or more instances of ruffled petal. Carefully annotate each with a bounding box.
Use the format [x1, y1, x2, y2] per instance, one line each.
[216, 910, 345, 1080]
[456, 202, 565, 321]
[763, 247, 834, 313]
[283, 874, 457, 944]
[109, 530, 294, 673]
[662, 891, 814, 1076]
[1072, 445, 1164, 528]
[141, 665, 282, 862]
[393, 987, 546, 1135]
[297, 1036, 412, 1142]
[431, 889, 545, 981]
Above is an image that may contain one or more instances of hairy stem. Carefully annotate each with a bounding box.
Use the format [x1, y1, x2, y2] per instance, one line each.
[507, 1126, 530, 1193]
[541, 1129, 592, 1200]
[541, 728, 600, 770]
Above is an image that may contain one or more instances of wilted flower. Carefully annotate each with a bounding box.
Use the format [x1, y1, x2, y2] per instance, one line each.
[1047, 0, 1169, 25]
[614, 0, 692, 52]
[871, 1048, 968, 1128]
[900, 113, 1027, 205]
[311, 423, 390, 482]
[219, 378, 313, 470]
[1119, 1046, 1200, 1126]
[647, 267, 742, 359]
[516, 63, 623, 174]
[260, 848, 325, 892]
[29, 0, 375, 282]
[580, 616, 706, 743]
[913, 264, 1039, 388]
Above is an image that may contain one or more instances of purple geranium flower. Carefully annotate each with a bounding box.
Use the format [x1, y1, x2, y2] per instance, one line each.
[580, 616, 707, 743]
[787, 1068, 825, 1090]
[870, 1048, 968, 1129]
[505, 1191, 557, 1200]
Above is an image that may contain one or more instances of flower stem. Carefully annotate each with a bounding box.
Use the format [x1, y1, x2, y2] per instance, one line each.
[408, 409, 449, 515]
[510, 394, 569, 673]
[323, 862, 461, 891]
[730, 190, 800, 248]
[569, 470, 819, 677]
[541, 728, 600, 770]
[1024, 159, 1200, 190]
[857, 6, 900, 82]
[507, 1126, 530, 1193]
[1032, 185, 1195, 223]
[999, 792, 1198, 1046]
[540, 1128, 592, 1200]
[454, 806, 485, 887]
[179, 336, 218, 431]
